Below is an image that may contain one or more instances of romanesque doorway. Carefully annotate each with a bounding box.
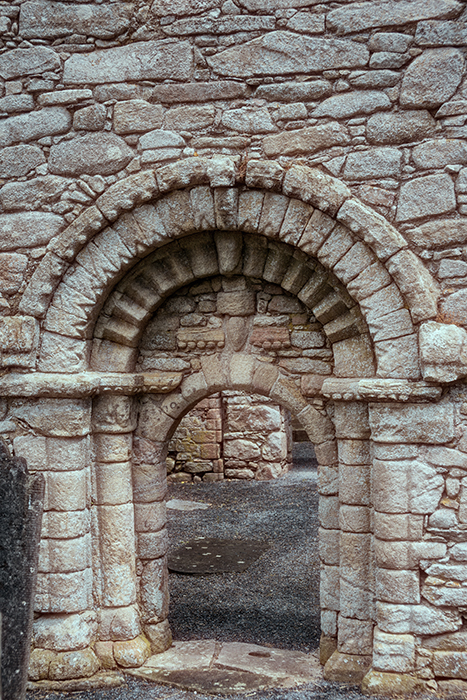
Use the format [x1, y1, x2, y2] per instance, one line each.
[164, 394, 321, 655]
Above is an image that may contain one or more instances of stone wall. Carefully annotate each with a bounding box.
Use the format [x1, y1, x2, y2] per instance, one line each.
[2, 0, 467, 694]
[168, 391, 292, 481]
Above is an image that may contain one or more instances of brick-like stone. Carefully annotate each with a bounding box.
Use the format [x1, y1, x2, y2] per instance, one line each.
[396, 173, 456, 222]
[113, 100, 163, 135]
[400, 49, 464, 108]
[366, 110, 436, 145]
[49, 133, 134, 177]
[20, 2, 132, 40]
[313, 91, 391, 119]
[208, 31, 369, 77]
[0, 46, 60, 80]
[64, 40, 193, 84]
[369, 402, 454, 444]
[327, 0, 462, 35]
[263, 122, 349, 157]
[0, 108, 71, 148]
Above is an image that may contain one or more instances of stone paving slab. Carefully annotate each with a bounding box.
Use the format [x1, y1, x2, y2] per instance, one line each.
[166, 499, 211, 511]
[126, 640, 322, 694]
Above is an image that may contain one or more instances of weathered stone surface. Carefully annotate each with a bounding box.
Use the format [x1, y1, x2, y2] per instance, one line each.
[152, 81, 247, 103]
[37, 90, 93, 108]
[263, 122, 349, 157]
[416, 19, 467, 46]
[0, 176, 68, 211]
[343, 148, 401, 180]
[348, 70, 400, 89]
[165, 105, 215, 131]
[0, 47, 60, 80]
[113, 635, 151, 668]
[255, 80, 332, 102]
[366, 111, 436, 145]
[377, 602, 461, 635]
[327, 0, 462, 35]
[63, 40, 193, 84]
[373, 629, 415, 673]
[312, 91, 391, 119]
[0, 108, 71, 148]
[400, 49, 464, 108]
[412, 138, 467, 169]
[33, 612, 97, 652]
[396, 173, 456, 222]
[221, 108, 275, 134]
[0, 94, 34, 114]
[386, 249, 439, 324]
[0, 145, 45, 178]
[0, 212, 63, 251]
[113, 101, 163, 135]
[362, 670, 433, 697]
[440, 289, 467, 326]
[324, 651, 371, 684]
[208, 32, 369, 77]
[0, 253, 27, 295]
[49, 134, 133, 177]
[433, 651, 467, 678]
[369, 32, 412, 53]
[163, 15, 275, 35]
[407, 218, 467, 249]
[337, 198, 405, 261]
[369, 402, 454, 444]
[419, 321, 467, 382]
[373, 459, 443, 514]
[73, 105, 107, 132]
[20, 2, 132, 40]
[10, 398, 91, 437]
[48, 648, 99, 680]
[150, 0, 219, 16]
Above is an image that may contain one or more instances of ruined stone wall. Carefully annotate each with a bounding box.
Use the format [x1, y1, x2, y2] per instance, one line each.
[168, 391, 292, 482]
[2, 0, 467, 695]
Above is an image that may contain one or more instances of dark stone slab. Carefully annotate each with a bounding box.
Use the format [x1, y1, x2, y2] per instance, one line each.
[168, 538, 269, 574]
[128, 666, 273, 695]
[0, 443, 44, 700]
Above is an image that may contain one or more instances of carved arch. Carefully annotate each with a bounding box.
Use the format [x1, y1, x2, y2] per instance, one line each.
[21, 158, 439, 379]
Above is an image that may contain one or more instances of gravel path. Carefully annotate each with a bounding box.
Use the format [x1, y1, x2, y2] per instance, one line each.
[28, 445, 372, 700]
[167, 445, 320, 653]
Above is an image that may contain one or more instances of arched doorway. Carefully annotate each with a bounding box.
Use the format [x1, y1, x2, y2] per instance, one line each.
[22, 160, 446, 691]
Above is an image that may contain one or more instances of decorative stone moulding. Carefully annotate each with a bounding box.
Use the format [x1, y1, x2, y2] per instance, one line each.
[250, 326, 291, 350]
[177, 327, 225, 350]
[21, 158, 439, 335]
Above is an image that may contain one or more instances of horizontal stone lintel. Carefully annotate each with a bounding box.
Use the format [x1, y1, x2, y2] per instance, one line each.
[0, 371, 182, 398]
[320, 377, 442, 402]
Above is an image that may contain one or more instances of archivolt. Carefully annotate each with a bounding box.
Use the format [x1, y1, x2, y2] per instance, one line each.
[22, 157, 440, 378]
[89, 231, 371, 374]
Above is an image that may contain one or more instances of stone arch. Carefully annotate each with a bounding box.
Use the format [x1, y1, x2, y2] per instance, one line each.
[87, 231, 375, 378]
[90, 360, 337, 663]
[20, 157, 439, 380]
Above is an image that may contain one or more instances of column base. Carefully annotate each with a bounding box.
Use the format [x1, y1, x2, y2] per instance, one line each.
[28, 670, 125, 692]
[323, 650, 371, 684]
[361, 670, 436, 696]
[319, 633, 337, 665]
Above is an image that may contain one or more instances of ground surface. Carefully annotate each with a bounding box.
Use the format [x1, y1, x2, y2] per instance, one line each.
[167, 443, 320, 653]
[27, 445, 372, 699]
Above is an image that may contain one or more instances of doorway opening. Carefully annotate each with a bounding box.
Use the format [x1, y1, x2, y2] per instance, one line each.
[165, 399, 321, 654]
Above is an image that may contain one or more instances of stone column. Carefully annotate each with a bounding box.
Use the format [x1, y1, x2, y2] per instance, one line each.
[92, 395, 149, 668]
[324, 401, 373, 685]
[363, 401, 457, 695]
[133, 395, 172, 655]
[12, 398, 98, 682]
